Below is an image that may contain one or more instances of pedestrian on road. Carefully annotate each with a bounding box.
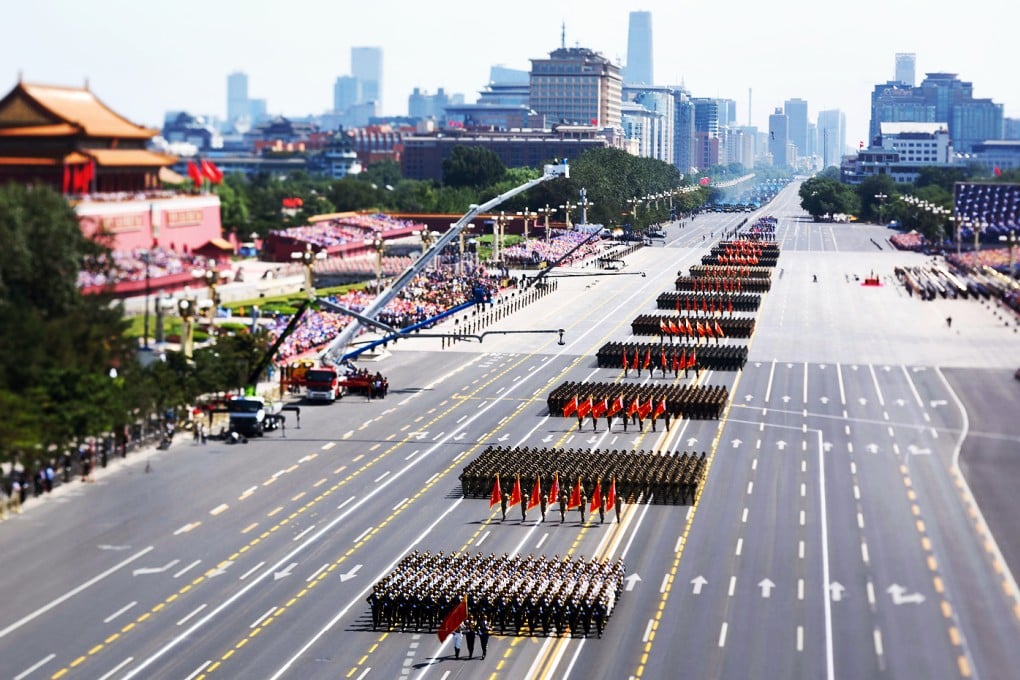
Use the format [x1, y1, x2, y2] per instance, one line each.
[540, 493, 548, 522]
[598, 496, 606, 524]
[465, 620, 476, 658]
[946, 316, 953, 329]
[452, 627, 462, 659]
[579, 494, 587, 523]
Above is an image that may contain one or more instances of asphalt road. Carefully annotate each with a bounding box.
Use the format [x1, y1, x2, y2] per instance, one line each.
[1, 181, 1018, 680]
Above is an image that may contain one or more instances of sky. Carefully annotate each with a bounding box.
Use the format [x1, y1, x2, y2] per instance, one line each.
[5, 0, 1018, 151]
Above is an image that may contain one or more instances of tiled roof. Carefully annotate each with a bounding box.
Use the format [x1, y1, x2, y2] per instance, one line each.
[86, 149, 176, 167]
[13, 83, 156, 138]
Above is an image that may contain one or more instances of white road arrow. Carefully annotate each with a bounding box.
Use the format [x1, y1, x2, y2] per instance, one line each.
[758, 578, 775, 598]
[133, 559, 180, 576]
[858, 397, 868, 406]
[624, 573, 642, 591]
[274, 563, 298, 581]
[823, 441, 833, 452]
[587, 436, 599, 444]
[454, 432, 466, 441]
[786, 363, 794, 369]
[895, 398, 906, 407]
[207, 560, 234, 578]
[819, 364, 827, 370]
[339, 564, 362, 582]
[866, 443, 879, 454]
[851, 365, 859, 371]
[687, 438, 698, 447]
[883, 365, 892, 372]
[541, 435, 554, 443]
[498, 434, 510, 442]
[829, 582, 846, 602]
[754, 362, 762, 368]
[744, 394, 754, 402]
[819, 396, 830, 404]
[912, 366, 927, 372]
[691, 575, 708, 595]
[887, 584, 925, 605]
[907, 445, 932, 455]
[731, 439, 743, 448]
[781, 395, 791, 403]
[929, 400, 947, 408]
[776, 440, 788, 451]
[413, 431, 429, 440]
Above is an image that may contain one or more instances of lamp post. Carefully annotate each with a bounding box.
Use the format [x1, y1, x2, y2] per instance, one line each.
[1000, 231, 1018, 275]
[974, 220, 988, 252]
[559, 201, 576, 229]
[368, 232, 386, 291]
[490, 212, 508, 264]
[291, 243, 323, 297]
[537, 204, 553, 242]
[627, 197, 641, 226]
[577, 189, 594, 226]
[142, 249, 152, 349]
[177, 294, 197, 360]
[874, 193, 888, 226]
[516, 208, 535, 241]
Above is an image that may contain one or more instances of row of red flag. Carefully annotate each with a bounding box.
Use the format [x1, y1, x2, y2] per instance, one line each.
[622, 346, 697, 373]
[187, 159, 224, 186]
[563, 394, 668, 420]
[488, 473, 617, 516]
[62, 160, 95, 195]
[658, 318, 724, 338]
[675, 297, 734, 316]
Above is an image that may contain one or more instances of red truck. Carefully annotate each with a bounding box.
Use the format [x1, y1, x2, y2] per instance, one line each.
[304, 366, 344, 402]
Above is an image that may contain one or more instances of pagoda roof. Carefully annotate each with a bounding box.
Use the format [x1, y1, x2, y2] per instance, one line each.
[86, 149, 176, 167]
[0, 81, 157, 139]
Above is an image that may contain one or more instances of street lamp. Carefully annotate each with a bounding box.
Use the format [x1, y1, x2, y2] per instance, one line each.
[516, 208, 536, 241]
[558, 201, 577, 229]
[291, 243, 325, 297]
[627, 197, 641, 225]
[874, 193, 888, 225]
[1000, 231, 1018, 275]
[974, 220, 988, 252]
[177, 294, 197, 360]
[368, 231, 386, 291]
[577, 188, 594, 226]
[537, 204, 553, 242]
[141, 249, 152, 349]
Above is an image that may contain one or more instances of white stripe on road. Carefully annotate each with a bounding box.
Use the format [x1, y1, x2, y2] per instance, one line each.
[374, 471, 390, 483]
[251, 607, 278, 628]
[393, 497, 409, 511]
[173, 560, 201, 579]
[797, 625, 804, 651]
[874, 628, 884, 656]
[660, 574, 670, 593]
[867, 581, 876, 606]
[103, 601, 137, 624]
[354, 527, 373, 543]
[799, 540, 805, 559]
[536, 532, 549, 550]
[176, 603, 207, 627]
[798, 578, 804, 600]
[857, 513, 865, 529]
[238, 561, 264, 581]
[293, 525, 316, 542]
[741, 508, 749, 523]
[728, 576, 737, 596]
[643, 619, 654, 643]
[183, 661, 211, 680]
[476, 531, 491, 547]
[861, 542, 870, 564]
[305, 565, 328, 583]
[718, 622, 728, 647]
[209, 503, 228, 516]
[0, 546, 153, 640]
[97, 656, 134, 680]
[747, 481, 753, 495]
[14, 653, 55, 680]
[735, 538, 743, 556]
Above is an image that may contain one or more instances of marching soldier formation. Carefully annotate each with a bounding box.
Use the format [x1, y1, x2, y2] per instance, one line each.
[630, 314, 756, 339]
[460, 446, 708, 506]
[548, 381, 728, 422]
[596, 342, 748, 372]
[676, 275, 772, 293]
[367, 551, 626, 638]
[656, 292, 762, 314]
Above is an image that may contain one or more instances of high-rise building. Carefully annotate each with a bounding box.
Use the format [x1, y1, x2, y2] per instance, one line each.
[673, 90, 696, 174]
[227, 71, 248, 123]
[769, 107, 789, 168]
[529, 47, 622, 129]
[352, 47, 383, 109]
[784, 98, 809, 157]
[895, 53, 916, 87]
[692, 98, 720, 135]
[817, 109, 846, 168]
[623, 85, 676, 164]
[334, 76, 360, 113]
[625, 11, 653, 86]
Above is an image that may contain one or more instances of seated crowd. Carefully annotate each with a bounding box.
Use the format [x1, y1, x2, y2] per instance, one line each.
[78, 247, 211, 288]
[270, 213, 423, 249]
[500, 230, 605, 267]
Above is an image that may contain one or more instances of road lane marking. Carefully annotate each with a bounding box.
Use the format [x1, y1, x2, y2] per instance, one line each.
[735, 538, 743, 556]
[476, 531, 491, 547]
[392, 497, 409, 511]
[176, 604, 207, 627]
[0, 545, 153, 640]
[251, 607, 277, 628]
[861, 542, 870, 564]
[718, 622, 728, 647]
[536, 533, 549, 550]
[873, 628, 884, 657]
[354, 527, 373, 543]
[183, 661, 211, 680]
[104, 601, 137, 624]
[210, 503, 229, 516]
[799, 540, 805, 559]
[173, 561, 202, 579]
[374, 471, 390, 483]
[238, 562, 264, 581]
[239, 486, 257, 500]
[797, 625, 804, 652]
[15, 653, 55, 680]
[741, 508, 748, 523]
[728, 576, 737, 596]
[174, 522, 201, 535]
[867, 581, 876, 606]
[96, 656, 134, 680]
[293, 525, 316, 542]
[746, 481, 753, 495]
[798, 579, 804, 600]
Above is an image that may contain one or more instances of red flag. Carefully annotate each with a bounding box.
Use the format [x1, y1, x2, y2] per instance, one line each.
[528, 476, 542, 510]
[562, 394, 578, 418]
[62, 164, 71, 194]
[606, 478, 617, 511]
[688, 348, 697, 369]
[621, 347, 628, 370]
[704, 322, 715, 338]
[632, 351, 641, 371]
[643, 348, 651, 369]
[671, 350, 679, 372]
[568, 477, 583, 509]
[589, 478, 602, 513]
[654, 397, 667, 418]
[660, 348, 667, 370]
[509, 475, 523, 506]
[669, 319, 681, 335]
[660, 319, 670, 336]
[577, 395, 593, 419]
[592, 397, 608, 419]
[627, 397, 640, 417]
[187, 160, 204, 187]
[714, 320, 725, 338]
[208, 160, 224, 184]
[489, 473, 503, 509]
[549, 472, 560, 505]
[437, 596, 468, 642]
[608, 393, 624, 417]
[638, 398, 653, 420]
[201, 159, 223, 184]
[697, 321, 706, 337]
[994, 165, 1003, 177]
[727, 299, 733, 315]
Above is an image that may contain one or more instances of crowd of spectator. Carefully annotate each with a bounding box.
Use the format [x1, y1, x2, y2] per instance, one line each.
[946, 247, 1016, 273]
[270, 214, 424, 249]
[313, 253, 413, 277]
[500, 230, 604, 267]
[889, 231, 928, 251]
[77, 247, 213, 288]
[74, 190, 179, 203]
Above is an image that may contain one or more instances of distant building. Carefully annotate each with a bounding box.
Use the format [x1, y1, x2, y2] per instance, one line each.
[162, 112, 223, 151]
[895, 53, 916, 87]
[845, 122, 954, 184]
[625, 11, 653, 86]
[352, 47, 383, 110]
[408, 87, 458, 121]
[334, 75, 360, 113]
[673, 90, 696, 174]
[970, 140, 1020, 174]
[784, 98, 809, 158]
[769, 108, 790, 168]
[227, 71, 248, 123]
[623, 85, 676, 165]
[817, 109, 846, 169]
[311, 129, 363, 179]
[530, 47, 622, 131]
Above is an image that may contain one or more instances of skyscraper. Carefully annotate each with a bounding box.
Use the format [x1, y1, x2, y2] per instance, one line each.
[895, 53, 916, 87]
[227, 71, 248, 123]
[784, 98, 809, 156]
[352, 47, 383, 110]
[817, 109, 846, 168]
[769, 107, 789, 168]
[530, 47, 622, 128]
[334, 75, 360, 113]
[625, 11, 653, 86]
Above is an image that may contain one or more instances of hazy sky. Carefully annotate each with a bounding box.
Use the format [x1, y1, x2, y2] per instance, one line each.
[5, 0, 1017, 150]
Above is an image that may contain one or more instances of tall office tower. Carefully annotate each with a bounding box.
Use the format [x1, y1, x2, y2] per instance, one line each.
[784, 98, 809, 157]
[672, 88, 696, 173]
[625, 11, 653, 86]
[817, 109, 846, 168]
[624, 86, 676, 164]
[352, 47, 383, 109]
[334, 75, 360, 113]
[895, 53, 916, 87]
[716, 99, 738, 128]
[227, 71, 248, 122]
[529, 46, 622, 128]
[769, 107, 789, 168]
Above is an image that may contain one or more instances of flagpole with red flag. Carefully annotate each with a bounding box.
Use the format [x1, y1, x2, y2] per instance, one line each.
[509, 474, 523, 507]
[568, 476, 582, 509]
[528, 476, 542, 511]
[489, 473, 502, 509]
[606, 477, 617, 512]
[589, 478, 602, 513]
[437, 594, 468, 642]
[549, 472, 560, 505]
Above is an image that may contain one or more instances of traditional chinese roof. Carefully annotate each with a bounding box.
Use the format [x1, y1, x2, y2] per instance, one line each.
[0, 81, 157, 139]
[86, 149, 176, 167]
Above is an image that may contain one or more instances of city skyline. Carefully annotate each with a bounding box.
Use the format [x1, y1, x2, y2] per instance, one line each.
[4, 0, 1017, 150]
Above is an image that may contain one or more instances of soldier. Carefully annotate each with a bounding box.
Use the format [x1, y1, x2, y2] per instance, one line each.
[579, 493, 587, 523]
[500, 493, 509, 522]
[540, 493, 548, 522]
[598, 495, 606, 524]
[615, 494, 623, 523]
[520, 495, 527, 522]
[559, 490, 568, 523]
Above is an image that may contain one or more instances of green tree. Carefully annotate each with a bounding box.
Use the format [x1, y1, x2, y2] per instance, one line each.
[442, 146, 506, 189]
[217, 174, 251, 236]
[799, 176, 859, 221]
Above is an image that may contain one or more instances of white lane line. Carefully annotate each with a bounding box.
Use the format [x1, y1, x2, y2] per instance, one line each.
[751, 458, 758, 470]
[15, 653, 56, 680]
[800, 510, 806, 526]
[728, 576, 737, 596]
[799, 540, 805, 559]
[337, 497, 355, 511]
[239, 486, 257, 500]
[457, 414, 467, 423]
[239, 561, 264, 581]
[802, 460, 807, 473]
[873, 628, 884, 657]
[426, 473, 439, 484]
[853, 485, 860, 500]
[850, 462, 856, 475]
[374, 471, 391, 483]
[251, 607, 278, 628]
[320, 442, 336, 450]
[800, 483, 806, 497]
[765, 359, 776, 402]
[756, 439, 761, 449]
[883, 411, 889, 421]
[718, 622, 729, 647]
[643, 619, 654, 643]
[902, 365, 926, 408]
[97, 657, 134, 680]
[476, 530, 491, 547]
[660, 574, 670, 593]
[857, 513, 865, 529]
[741, 508, 749, 523]
[887, 426, 895, 437]
[867, 581, 876, 606]
[893, 443, 900, 455]
[103, 601, 137, 624]
[183, 661, 211, 680]
[836, 363, 846, 405]
[747, 481, 754, 495]
[861, 542, 870, 564]
[869, 364, 886, 407]
[354, 527, 373, 543]
[306, 564, 328, 583]
[797, 626, 804, 652]
[536, 533, 549, 550]
[847, 442, 854, 454]
[173, 560, 202, 579]
[0, 545, 153, 640]
[176, 603, 207, 627]
[803, 362, 809, 404]
[293, 525, 316, 542]
[798, 578, 805, 600]
[816, 432, 836, 680]
[405, 449, 420, 461]
[393, 497, 409, 511]
[173, 522, 200, 535]
[735, 538, 743, 556]
[210, 503, 229, 516]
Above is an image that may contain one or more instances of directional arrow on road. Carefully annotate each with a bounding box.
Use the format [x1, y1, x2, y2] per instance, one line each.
[907, 444, 932, 455]
[887, 584, 925, 605]
[412, 431, 429, 440]
[776, 440, 788, 451]
[912, 366, 928, 372]
[883, 365, 892, 372]
[497, 434, 510, 442]
[866, 443, 879, 454]
[823, 441, 833, 452]
[929, 400, 947, 408]
[858, 397, 868, 406]
[691, 575, 708, 595]
[895, 398, 906, 407]
[744, 394, 754, 402]
[587, 436, 599, 445]
[786, 363, 794, 369]
[207, 560, 234, 578]
[819, 364, 827, 370]
[624, 573, 642, 591]
[133, 559, 180, 576]
[687, 438, 698, 447]
[542, 435, 554, 443]
[731, 439, 742, 448]
[851, 365, 859, 371]
[829, 582, 846, 602]
[454, 432, 466, 441]
[758, 578, 775, 598]
[339, 564, 362, 582]
[274, 563, 298, 581]
[754, 362, 762, 368]
[819, 396, 830, 404]
[781, 395, 791, 403]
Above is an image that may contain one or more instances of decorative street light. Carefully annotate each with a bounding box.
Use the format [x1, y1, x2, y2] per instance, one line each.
[537, 204, 553, 242]
[577, 188, 594, 226]
[1000, 231, 1018, 275]
[368, 231, 387, 291]
[291, 243, 325, 297]
[558, 201, 577, 229]
[627, 197, 642, 225]
[874, 193, 888, 225]
[516, 208, 536, 241]
[177, 293, 197, 360]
